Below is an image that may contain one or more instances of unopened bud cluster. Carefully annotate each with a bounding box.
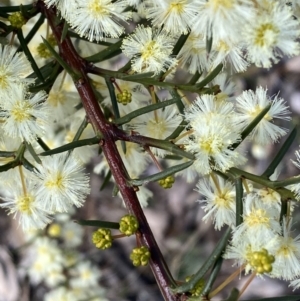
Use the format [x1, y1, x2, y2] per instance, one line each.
[158, 175, 175, 189]
[248, 248, 275, 274]
[130, 246, 150, 266]
[185, 276, 205, 297]
[37, 34, 57, 59]
[8, 12, 26, 28]
[92, 228, 112, 250]
[119, 214, 139, 236]
[117, 89, 132, 105]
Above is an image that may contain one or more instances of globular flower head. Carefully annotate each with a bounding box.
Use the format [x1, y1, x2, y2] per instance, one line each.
[144, 0, 199, 35]
[92, 228, 113, 249]
[232, 192, 281, 245]
[236, 86, 291, 145]
[119, 214, 139, 236]
[196, 175, 236, 230]
[121, 25, 177, 75]
[0, 181, 51, 230]
[0, 45, 33, 92]
[33, 153, 90, 213]
[244, 2, 300, 68]
[68, 0, 131, 42]
[130, 246, 151, 266]
[0, 84, 49, 143]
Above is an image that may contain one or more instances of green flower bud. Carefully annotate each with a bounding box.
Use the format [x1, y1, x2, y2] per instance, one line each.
[119, 214, 139, 236]
[92, 228, 112, 250]
[130, 246, 150, 266]
[116, 89, 132, 105]
[8, 12, 26, 29]
[37, 43, 52, 59]
[185, 276, 205, 297]
[158, 175, 175, 189]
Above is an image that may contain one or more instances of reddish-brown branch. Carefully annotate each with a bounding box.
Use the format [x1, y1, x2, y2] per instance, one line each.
[37, 2, 186, 300]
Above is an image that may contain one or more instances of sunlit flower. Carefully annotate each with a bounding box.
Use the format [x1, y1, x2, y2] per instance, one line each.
[68, 0, 131, 42]
[236, 86, 291, 145]
[34, 153, 90, 212]
[121, 25, 177, 75]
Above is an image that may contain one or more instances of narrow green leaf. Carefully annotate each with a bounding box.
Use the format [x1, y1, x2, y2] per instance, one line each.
[164, 120, 187, 141]
[0, 151, 15, 157]
[118, 60, 131, 73]
[173, 227, 231, 294]
[279, 199, 288, 224]
[73, 117, 88, 142]
[114, 98, 178, 126]
[25, 141, 42, 164]
[105, 77, 121, 120]
[130, 160, 193, 186]
[272, 176, 300, 188]
[189, 71, 201, 85]
[17, 29, 44, 83]
[231, 104, 271, 150]
[206, 34, 213, 54]
[17, 14, 45, 53]
[42, 37, 78, 80]
[60, 21, 69, 42]
[85, 40, 123, 63]
[76, 220, 120, 229]
[224, 288, 239, 301]
[235, 177, 243, 226]
[100, 170, 112, 191]
[0, 160, 18, 172]
[202, 256, 224, 296]
[262, 127, 297, 178]
[112, 184, 119, 197]
[122, 72, 155, 81]
[172, 33, 189, 56]
[168, 89, 185, 114]
[39, 137, 100, 156]
[105, 77, 126, 153]
[128, 135, 194, 159]
[196, 63, 223, 89]
[37, 138, 50, 151]
[22, 158, 37, 172]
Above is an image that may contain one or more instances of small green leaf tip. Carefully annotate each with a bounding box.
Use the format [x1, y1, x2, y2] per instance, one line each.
[8, 12, 26, 29]
[158, 175, 175, 189]
[116, 89, 132, 105]
[130, 246, 151, 266]
[92, 228, 112, 250]
[185, 276, 205, 297]
[119, 214, 139, 236]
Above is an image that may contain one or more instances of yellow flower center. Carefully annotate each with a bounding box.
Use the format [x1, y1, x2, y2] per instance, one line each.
[199, 137, 222, 155]
[0, 72, 9, 90]
[168, 1, 186, 14]
[254, 23, 279, 48]
[11, 100, 32, 122]
[48, 91, 66, 107]
[249, 105, 272, 121]
[244, 208, 270, 227]
[88, 0, 109, 17]
[276, 237, 297, 257]
[146, 118, 168, 139]
[208, 0, 233, 10]
[214, 190, 234, 208]
[17, 194, 34, 214]
[141, 40, 159, 61]
[45, 172, 65, 189]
